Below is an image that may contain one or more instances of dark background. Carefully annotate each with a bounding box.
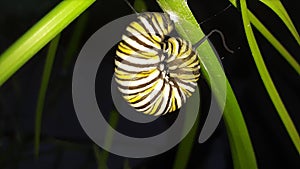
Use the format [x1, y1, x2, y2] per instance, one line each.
[0, 0, 299, 169]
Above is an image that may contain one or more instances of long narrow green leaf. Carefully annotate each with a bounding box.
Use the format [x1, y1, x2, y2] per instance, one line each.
[93, 144, 108, 169]
[239, 0, 300, 154]
[93, 110, 119, 169]
[103, 110, 119, 153]
[229, 0, 300, 75]
[35, 34, 61, 158]
[62, 11, 90, 71]
[123, 159, 132, 169]
[223, 80, 250, 169]
[259, 0, 300, 45]
[0, 0, 96, 86]
[172, 113, 199, 169]
[157, 0, 257, 168]
[247, 11, 300, 75]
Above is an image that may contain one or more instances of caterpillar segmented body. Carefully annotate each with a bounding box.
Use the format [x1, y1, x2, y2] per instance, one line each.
[115, 12, 200, 116]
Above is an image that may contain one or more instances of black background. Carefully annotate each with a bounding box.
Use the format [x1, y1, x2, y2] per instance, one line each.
[0, 0, 299, 169]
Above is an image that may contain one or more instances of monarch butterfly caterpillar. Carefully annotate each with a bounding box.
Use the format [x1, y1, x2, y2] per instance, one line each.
[115, 12, 201, 116]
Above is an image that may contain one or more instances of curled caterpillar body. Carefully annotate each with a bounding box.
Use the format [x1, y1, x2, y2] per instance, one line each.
[115, 12, 200, 116]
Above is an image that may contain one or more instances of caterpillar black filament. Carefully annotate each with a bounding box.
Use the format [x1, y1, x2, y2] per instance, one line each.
[115, 13, 200, 116]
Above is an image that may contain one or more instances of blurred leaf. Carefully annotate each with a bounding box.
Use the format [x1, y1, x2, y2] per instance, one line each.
[62, 11, 90, 72]
[134, 0, 147, 12]
[123, 159, 131, 169]
[172, 112, 199, 169]
[35, 34, 61, 158]
[93, 110, 119, 169]
[103, 110, 119, 151]
[239, 0, 300, 154]
[93, 144, 108, 169]
[259, 0, 300, 45]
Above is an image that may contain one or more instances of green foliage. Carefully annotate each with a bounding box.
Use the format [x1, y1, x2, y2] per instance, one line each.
[93, 110, 119, 169]
[93, 144, 108, 169]
[259, 0, 300, 45]
[62, 11, 90, 72]
[35, 34, 61, 158]
[134, 0, 147, 12]
[0, 0, 299, 168]
[123, 159, 132, 169]
[0, 0, 96, 86]
[172, 112, 199, 169]
[238, 0, 300, 154]
[157, 0, 258, 168]
[228, 1, 300, 75]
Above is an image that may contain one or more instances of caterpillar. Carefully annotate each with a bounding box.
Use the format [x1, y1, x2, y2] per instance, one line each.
[114, 12, 201, 116]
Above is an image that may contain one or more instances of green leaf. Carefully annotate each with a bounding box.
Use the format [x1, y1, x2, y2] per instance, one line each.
[123, 159, 132, 169]
[259, 0, 300, 45]
[229, 0, 300, 75]
[0, 0, 96, 87]
[247, 11, 300, 75]
[156, 0, 258, 168]
[134, 0, 147, 12]
[35, 34, 61, 158]
[172, 112, 199, 169]
[239, 0, 300, 154]
[93, 144, 108, 169]
[93, 110, 119, 169]
[62, 11, 90, 72]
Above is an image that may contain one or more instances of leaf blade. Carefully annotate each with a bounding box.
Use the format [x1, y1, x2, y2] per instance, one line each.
[259, 0, 300, 45]
[239, 0, 300, 155]
[35, 34, 61, 158]
[157, 0, 258, 168]
[0, 0, 96, 86]
[247, 11, 300, 75]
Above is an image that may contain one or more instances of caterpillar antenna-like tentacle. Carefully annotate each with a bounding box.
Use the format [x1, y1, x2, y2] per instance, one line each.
[193, 29, 234, 54]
